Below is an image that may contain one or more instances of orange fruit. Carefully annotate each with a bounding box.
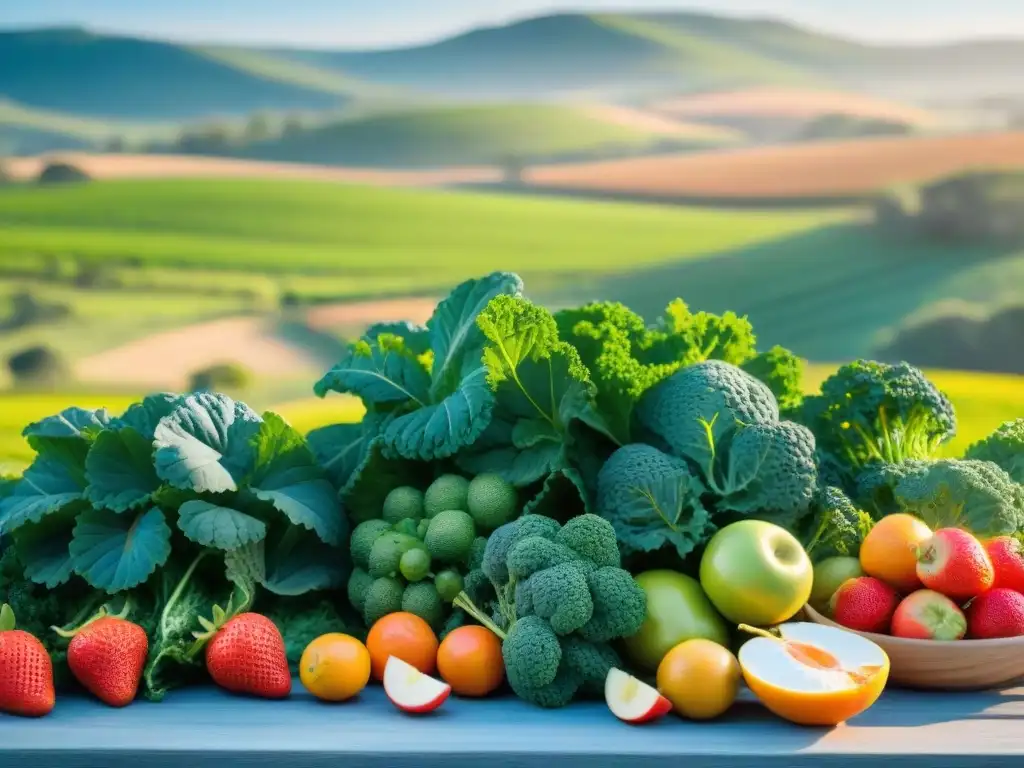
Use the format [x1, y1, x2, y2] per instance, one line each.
[366, 612, 439, 682]
[299, 633, 371, 702]
[859, 513, 932, 592]
[738, 622, 889, 726]
[437, 626, 505, 697]
[656, 638, 740, 720]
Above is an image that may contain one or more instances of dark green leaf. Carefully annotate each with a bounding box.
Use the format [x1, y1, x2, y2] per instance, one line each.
[153, 393, 262, 493]
[177, 500, 267, 550]
[261, 527, 346, 596]
[313, 336, 431, 408]
[382, 364, 494, 460]
[70, 507, 172, 593]
[248, 413, 344, 546]
[11, 505, 79, 588]
[85, 427, 161, 512]
[0, 444, 88, 533]
[117, 393, 182, 439]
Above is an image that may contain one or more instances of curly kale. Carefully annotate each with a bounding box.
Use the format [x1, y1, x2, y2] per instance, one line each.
[795, 360, 956, 491]
[553, 300, 772, 445]
[965, 419, 1024, 484]
[856, 458, 1024, 537]
[740, 345, 806, 414]
[454, 513, 645, 708]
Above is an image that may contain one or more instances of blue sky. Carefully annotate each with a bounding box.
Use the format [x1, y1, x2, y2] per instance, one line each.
[2, 0, 1023, 48]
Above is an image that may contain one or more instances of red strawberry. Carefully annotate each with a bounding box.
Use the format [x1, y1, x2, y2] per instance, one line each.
[66, 617, 148, 707]
[0, 603, 55, 717]
[916, 528, 994, 601]
[984, 536, 1024, 593]
[966, 588, 1024, 639]
[205, 613, 291, 699]
[891, 589, 966, 640]
[830, 576, 900, 634]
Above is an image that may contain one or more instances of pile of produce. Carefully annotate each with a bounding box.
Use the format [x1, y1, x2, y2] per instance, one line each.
[0, 392, 356, 703]
[1, 270, 1022, 728]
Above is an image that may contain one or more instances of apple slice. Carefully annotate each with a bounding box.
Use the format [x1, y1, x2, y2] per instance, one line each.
[383, 656, 451, 713]
[605, 668, 672, 724]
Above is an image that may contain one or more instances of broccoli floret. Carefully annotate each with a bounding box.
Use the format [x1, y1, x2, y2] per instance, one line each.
[561, 637, 622, 696]
[467, 536, 489, 570]
[635, 360, 779, 470]
[424, 509, 476, 563]
[502, 615, 562, 691]
[796, 360, 956, 489]
[529, 562, 594, 635]
[506, 537, 577, 581]
[363, 576, 404, 626]
[481, 515, 560, 584]
[462, 568, 493, 606]
[402, 582, 444, 630]
[556, 512, 621, 568]
[887, 458, 1024, 537]
[517, 658, 582, 709]
[579, 567, 646, 643]
[346, 567, 375, 614]
[800, 486, 874, 562]
[965, 419, 1024, 484]
[350, 520, 392, 569]
[453, 513, 646, 709]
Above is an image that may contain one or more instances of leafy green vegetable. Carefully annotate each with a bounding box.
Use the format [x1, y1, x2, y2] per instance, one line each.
[314, 272, 523, 462]
[0, 392, 349, 701]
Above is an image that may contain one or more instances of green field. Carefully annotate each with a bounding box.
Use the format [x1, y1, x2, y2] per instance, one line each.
[1, 366, 1017, 475]
[0, 178, 841, 277]
[1, 176, 1021, 365]
[240, 103, 739, 167]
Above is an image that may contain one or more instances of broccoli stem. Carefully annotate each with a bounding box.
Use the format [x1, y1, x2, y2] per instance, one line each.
[452, 591, 507, 641]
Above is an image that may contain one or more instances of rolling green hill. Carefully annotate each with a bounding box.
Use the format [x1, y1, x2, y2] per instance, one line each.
[0, 177, 1019, 366]
[0, 27, 352, 120]
[286, 11, 1024, 99]
[6, 12, 1024, 131]
[238, 103, 739, 167]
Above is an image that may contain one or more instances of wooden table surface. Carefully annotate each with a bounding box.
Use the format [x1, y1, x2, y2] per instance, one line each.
[2, 680, 1023, 768]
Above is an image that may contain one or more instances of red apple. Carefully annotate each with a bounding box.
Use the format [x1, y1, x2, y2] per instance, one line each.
[891, 589, 967, 640]
[916, 528, 994, 601]
[604, 668, 672, 724]
[383, 656, 451, 713]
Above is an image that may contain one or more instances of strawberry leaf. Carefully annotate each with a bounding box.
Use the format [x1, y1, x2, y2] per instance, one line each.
[177, 500, 267, 550]
[70, 507, 173, 593]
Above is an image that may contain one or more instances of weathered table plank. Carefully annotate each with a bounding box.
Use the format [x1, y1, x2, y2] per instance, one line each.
[1, 681, 1022, 768]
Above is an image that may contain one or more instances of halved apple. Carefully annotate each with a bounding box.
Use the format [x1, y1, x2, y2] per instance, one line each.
[605, 668, 672, 724]
[383, 655, 451, 713]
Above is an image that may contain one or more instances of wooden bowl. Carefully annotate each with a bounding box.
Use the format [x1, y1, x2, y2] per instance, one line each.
[802, 604, 1024, 690]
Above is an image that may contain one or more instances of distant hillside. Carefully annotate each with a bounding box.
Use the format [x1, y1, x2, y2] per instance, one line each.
[525, 131, 1024, 201]
[5, 11, 1024, 129]
[237, 103, 740, 167]
[0, 27, 353, 120]
[283, 11, 1024, 100]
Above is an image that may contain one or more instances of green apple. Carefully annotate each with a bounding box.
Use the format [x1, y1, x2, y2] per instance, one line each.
[810, 556, 864, 614]
[699, 520, 813, 626]
[622, 570, 729, 672]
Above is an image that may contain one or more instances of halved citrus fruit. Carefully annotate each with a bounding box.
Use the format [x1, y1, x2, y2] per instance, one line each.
[738, 622, 889, 727]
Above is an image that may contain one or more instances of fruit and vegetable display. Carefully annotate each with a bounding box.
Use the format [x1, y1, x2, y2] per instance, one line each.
[1, 271, 1022, 730]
